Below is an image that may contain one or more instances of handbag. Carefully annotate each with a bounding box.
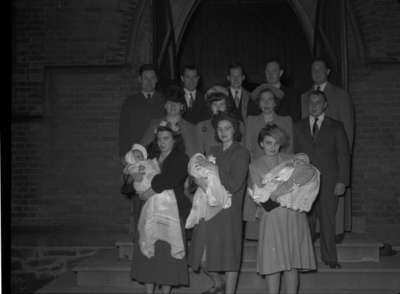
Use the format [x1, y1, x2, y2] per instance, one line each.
[120, 174, 136, 196]
[261, 199, 280, 212]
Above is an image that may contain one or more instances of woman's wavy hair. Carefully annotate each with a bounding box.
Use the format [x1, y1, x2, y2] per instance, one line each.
[212, 112, 242, 143]
[257, 123, 289, 149]
[207, 92, 235, 116]
[147, 125, 186, 158]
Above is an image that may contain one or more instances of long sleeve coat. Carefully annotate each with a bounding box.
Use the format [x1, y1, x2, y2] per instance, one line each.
[301, 82, 354, 150]
[118, 91, 165, 157]
[188, 142, 250, 271]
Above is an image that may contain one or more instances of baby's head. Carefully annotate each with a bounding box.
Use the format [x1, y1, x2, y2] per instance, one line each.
[293, 153, 309, 164]
[132, 150, 145, 161]
[125, 144, 148, 165]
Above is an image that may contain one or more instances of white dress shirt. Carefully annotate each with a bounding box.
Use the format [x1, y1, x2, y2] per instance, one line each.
[314, 82, 328, 91]
[142, 91, 154, 99]
[230, 87, 242, 107]
[184, 89, 196, 107]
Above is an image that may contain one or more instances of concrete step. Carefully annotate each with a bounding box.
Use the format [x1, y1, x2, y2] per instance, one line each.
[239, 260, 400, 292]
[38, 248, 400, 293]
[36, 271, 398, 294]
[116, 233, 382, 263]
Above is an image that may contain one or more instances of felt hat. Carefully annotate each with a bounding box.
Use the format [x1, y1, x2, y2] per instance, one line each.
[250, 83, 285, 101]
[165, 85, 186, 104]
[205, 85, 229, 103]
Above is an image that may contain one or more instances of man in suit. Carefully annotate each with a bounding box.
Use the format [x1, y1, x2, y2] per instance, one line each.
[251, 60, 301, 121]
[119, 64, 165, 158]
[180, 65, 209, 124]
[294, 90, 350, 268]
[226, 62, 259, 124]
[301, 59, 355, 242]
[118, 64, 165, 238]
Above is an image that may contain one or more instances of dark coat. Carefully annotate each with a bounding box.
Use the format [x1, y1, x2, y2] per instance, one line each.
[227, 87, 260, 123]
[182, 91, 210, 124]
[301, 82, 354, 149]
[140, 117, 200, 158]
[118, 91, 165, 157]
[150, 147, 191, 220]
[188, 142, 250, 271]
[293, 116, 350, 263]
[293, 116, 350, 188]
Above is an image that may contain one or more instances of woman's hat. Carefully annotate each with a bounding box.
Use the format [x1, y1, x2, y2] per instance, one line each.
[251, 83, 285, 101]
[205, 85, 229, 103]
[164, 85, 185, 104]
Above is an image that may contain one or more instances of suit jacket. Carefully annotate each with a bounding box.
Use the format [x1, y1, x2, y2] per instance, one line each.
[301, 82, 354, 149]
[245, 113, 293, 160]
[227, 87, 260, 124]
[293, 116, 350, 191]
[150, 147, 191, 220]
[182, 90, 209, 124]
[140, 117, 200, 158]
[118, 91, 165, 157]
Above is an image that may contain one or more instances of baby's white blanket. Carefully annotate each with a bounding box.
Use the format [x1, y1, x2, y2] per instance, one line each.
[138, 190, 185, 259]
[185, 153, 232, 229]
[123, 155, 184, 259]
[123, 159, 160, 193]
[248, 153, 320, 212]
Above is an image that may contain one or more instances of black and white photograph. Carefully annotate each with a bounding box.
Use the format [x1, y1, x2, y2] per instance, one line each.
[10, 0, 400, 293]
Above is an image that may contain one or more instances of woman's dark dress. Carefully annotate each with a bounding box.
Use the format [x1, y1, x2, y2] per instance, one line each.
[130, 148, 190, 286]
[188, 142, 250, 271]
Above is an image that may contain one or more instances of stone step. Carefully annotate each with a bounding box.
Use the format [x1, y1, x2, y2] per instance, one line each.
[116, 233, 382, 263]
[46, 248, 400, 293]
[37, 271, 398, 294]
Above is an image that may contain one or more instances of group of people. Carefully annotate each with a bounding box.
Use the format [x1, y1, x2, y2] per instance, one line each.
[118, 58, 354, 294]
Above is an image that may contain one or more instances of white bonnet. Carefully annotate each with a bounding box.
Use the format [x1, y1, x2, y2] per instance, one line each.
[124, 143, 148, 164]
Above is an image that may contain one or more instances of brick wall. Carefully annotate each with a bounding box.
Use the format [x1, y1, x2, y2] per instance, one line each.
[11, 0, 146, 239]
[12, 67, 136, 232]
[347, 0, 400, 227]
[350, 65, 400, 224]
[12, 0, 138, 115]
[351, 0, 400, 61]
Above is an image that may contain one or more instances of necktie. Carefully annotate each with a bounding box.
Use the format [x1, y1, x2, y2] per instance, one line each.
[188, 93, 194, 108]
[234, 90, 240, 108]
[146, 93, 151, 99]
[316, 85, 321, 91]
[312, 117, 319, 138]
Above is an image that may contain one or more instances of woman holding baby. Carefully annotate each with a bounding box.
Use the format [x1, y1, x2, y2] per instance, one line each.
[248, 124, 316, 294]
[130, 123, 191, 293]
[188, 112, 250, 294]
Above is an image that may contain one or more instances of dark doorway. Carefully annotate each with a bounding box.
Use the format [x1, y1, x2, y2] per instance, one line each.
[178, 0, 313, 93]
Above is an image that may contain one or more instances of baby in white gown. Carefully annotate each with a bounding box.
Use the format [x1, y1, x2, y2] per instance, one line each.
[123, 144, 184, 259]
[248, 153, 320, 212]
[185, 153, 232, 229]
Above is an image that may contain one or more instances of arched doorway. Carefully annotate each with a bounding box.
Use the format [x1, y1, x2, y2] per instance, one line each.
[177, 0, 313, 92]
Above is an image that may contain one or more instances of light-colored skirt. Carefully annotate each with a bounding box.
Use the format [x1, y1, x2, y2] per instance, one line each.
[257, 207, 316, 275]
